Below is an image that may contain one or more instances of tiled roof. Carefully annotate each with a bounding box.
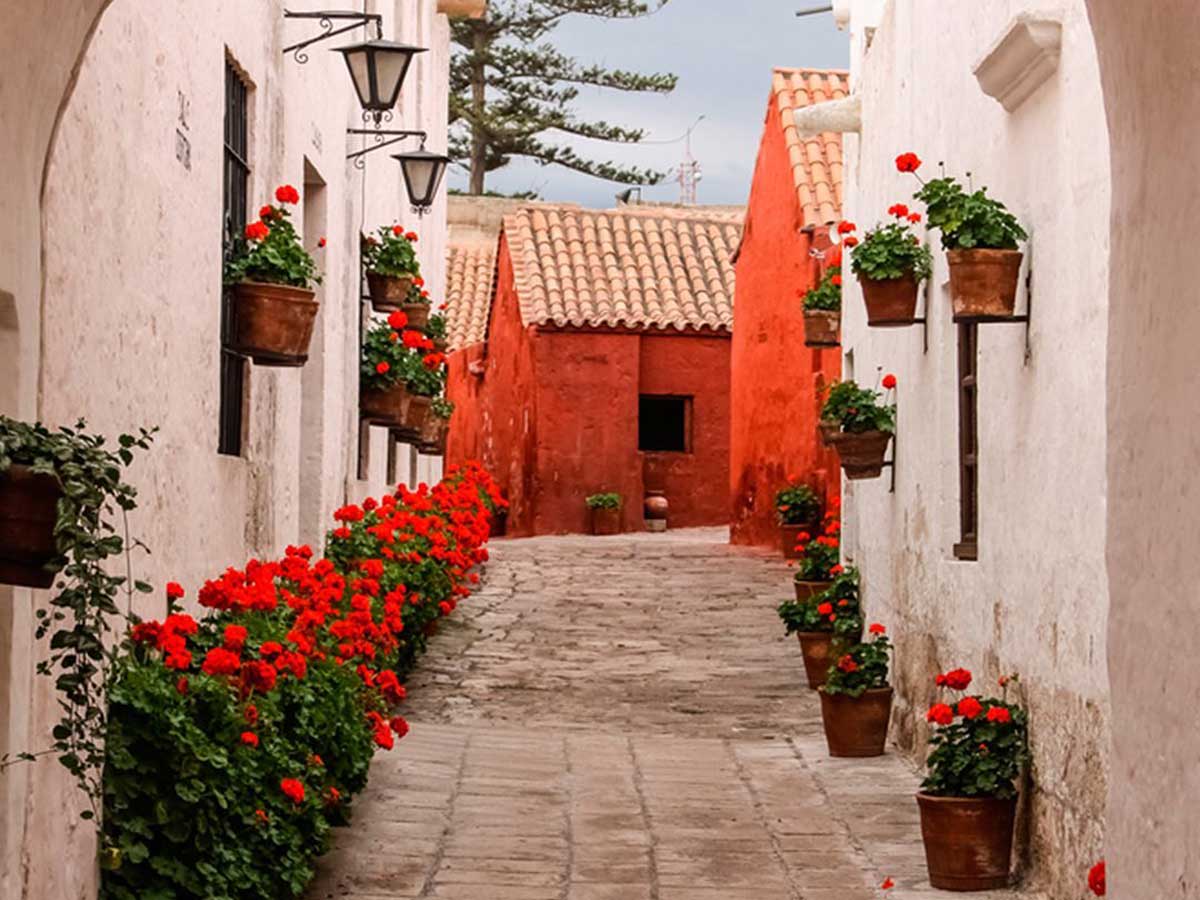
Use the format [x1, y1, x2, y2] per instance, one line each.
[444, 240, 497, 350]
[772, 67, 849, 228]
[503, 205, 741, 333]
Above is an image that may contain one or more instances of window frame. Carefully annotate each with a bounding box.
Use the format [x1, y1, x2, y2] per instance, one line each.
[219, 60, 250, 457]
[954, 322, 979, 560]
[637, 394, 693, 454]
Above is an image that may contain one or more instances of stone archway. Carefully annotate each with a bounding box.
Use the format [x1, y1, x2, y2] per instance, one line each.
[1086, 2, 1200, 897]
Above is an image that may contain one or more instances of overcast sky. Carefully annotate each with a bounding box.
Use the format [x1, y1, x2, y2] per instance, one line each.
[445, 1, 849, 208]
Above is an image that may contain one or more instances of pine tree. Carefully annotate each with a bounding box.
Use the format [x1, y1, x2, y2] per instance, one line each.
[450, 1, 678, 195]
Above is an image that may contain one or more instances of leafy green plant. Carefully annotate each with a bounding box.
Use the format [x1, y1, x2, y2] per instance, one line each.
[822, 624, 891, 698]
[361, 225, 420, 278]
[774, 482, 820, 525]
[778, 567, 862, 637]
[430, 397, 455, 420]
[0, 417, 155, 819]
[922, 670, 1029, 799]
[224, 186, 320, 289]
[360, 317, 447, 397]
[585, 492, 621, 510]
[425, 312, 448, 343]
[802, 267, 842, 312]
[820, 380, 895, 434]
[849, 206, 933, 282]
[793, 531, 840, 582]
[895, 153, 1027, 251]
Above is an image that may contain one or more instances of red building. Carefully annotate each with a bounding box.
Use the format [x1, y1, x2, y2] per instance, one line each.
[730, 68, 848, 547]
[444, 201, 740, 536]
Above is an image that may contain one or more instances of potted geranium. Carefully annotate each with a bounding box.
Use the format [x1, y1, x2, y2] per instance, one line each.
[402, 276, 434, 329]
[359, 313, 446, 435]
[362, 226, 421, 316]
[585, 493, 621, 535]
[417, 397, 454, 454]
[898, 152, 1028, 320]
[777, 567, 862, 689]
[774, 480, 821, 559]
[425, 309, 449, 353]
[818, 623, 893, 757]
[847, 205, 933, 326]
[224, 185, 321, 366]
[823, 376, 896, 480]
[801, 254, 841, 348]
[791, 519, 840, 600]
[918, 669, 1029, 891]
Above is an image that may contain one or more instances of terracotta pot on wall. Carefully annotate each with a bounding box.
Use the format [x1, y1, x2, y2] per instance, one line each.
[590, 506, 621, 535]
[917, 793, 1017, 891]
[403, 302, 431, 330]
[859, 273, 919, 326]
[365, 272, 414, 313]
[947, 249, 1023, 320]
[402, 395, 433, 434]
[0, 465, 63, 589]
[829, 430, 893, 480]
[819, 687, 893, 757]
[796, 628, 861, 689]
[416, 416, 449, 455]
[360, 382, 412, 428]
[643, 491, 669, 532]
[780, 522, 819, 559]
[793, 579, 832, 602]
[228, 282, 318, 366]
[803, 309, 840, 348]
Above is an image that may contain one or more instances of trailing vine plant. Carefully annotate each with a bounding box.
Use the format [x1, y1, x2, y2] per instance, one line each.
[0, 417, 155, 821]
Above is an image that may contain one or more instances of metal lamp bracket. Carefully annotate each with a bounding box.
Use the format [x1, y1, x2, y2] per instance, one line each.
[283, 9, 383, 63]
[346, 129, 427, 168]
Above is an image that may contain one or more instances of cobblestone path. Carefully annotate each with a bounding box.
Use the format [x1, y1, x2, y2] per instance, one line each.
[308, 529, 1029, 900]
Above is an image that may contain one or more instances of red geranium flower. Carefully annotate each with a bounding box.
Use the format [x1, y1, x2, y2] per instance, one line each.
[375, 361, 390, 375]
[166, 581, 185, 600]
[882, 373, 897, 390]
[843, 236, 859, 248]
[831, 275, 842, 287]
[280, 777, 305, 804]
[240, 731, 259, 748]
[888, 203, 909, 218]
[895, 152, 922, 173]
[837, 220, 856, 235]
[829, 564, 844, 576]
[937, 668, 972, 691]
[986, 706, 1012, 724]
[816, 602, 834, 616]
[244, 704, 259, 724]
[390, 716, 409, 738]
[201, 647, 241, 677]
[223, 624, 248, 651]
[405, 231, 418, 241]
[175, 676, 189, 695]
[244, 221, 269, 242]
[926, 703, 954, 726]
[957, 697, 983, 719]
[881, 878, 895, 890]
[275, 184, 300, 205]
[387, 310, 409, 330]
[908, 212, 922, 224]
[869, 623, 886, 635]
[836, 654, 858, 673]
[1088, 860, 1105, 896]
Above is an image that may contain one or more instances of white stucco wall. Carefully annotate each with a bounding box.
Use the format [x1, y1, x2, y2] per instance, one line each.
[838, 1, 1110, 894]
[1, 1, 451, 896]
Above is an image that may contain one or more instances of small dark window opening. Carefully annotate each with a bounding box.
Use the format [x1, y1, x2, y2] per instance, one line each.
[955, 323, 979, 560]
[219, 60, 250, 456]
[639, 395, 691, 452]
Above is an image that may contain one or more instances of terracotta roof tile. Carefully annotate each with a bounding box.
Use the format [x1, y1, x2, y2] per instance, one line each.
[503, 205, 741, 333]
[772, 67, 849, 228]
[444, 239, 497, 350]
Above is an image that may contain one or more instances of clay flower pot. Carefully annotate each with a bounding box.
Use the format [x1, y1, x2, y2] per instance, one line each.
[590, 506, 621, 535]
[818, 419, 840, 447]
[829, 430, 893, 480]
[228, 281, 318, 367]
[803, 309, 840, 348]
[780, 522, 819, 559]
[917, 793, 1017, 891]
[643, 490, 669, 532]
[0, 465, 63, 589]
[819, 687, 893, 757]
[859, 273, 919, 326]
[796, 628, 861, 689]
[402, 302, 431, 330]
[947, 249, 1023, 320]
[360, 381, 412, 428]
[793, 579, 833, 602]
[417, 416, 449, 455]
[402, 395, 433, 434]
[365, 272, 414, 313]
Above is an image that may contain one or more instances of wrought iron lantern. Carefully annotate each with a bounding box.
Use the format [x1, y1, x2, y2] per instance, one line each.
[394, 147, 451, 215]
[336, 39, 427, 124]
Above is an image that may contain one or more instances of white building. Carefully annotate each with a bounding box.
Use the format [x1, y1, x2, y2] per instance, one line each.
[828, 2, 1109, 894]
[0, 1, 477, 895]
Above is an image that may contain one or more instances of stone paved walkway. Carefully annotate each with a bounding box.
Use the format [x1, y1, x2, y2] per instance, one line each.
[308, 529, 1035, 900]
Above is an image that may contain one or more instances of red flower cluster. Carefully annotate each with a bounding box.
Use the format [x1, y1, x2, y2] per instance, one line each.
[895, 152, 922, 173]
[276, 184, 300, 205]
[936, 668, 972, 691]
[1088, 859, 1106, 896]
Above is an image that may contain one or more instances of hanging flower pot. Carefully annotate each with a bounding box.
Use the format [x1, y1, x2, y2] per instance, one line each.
[793, 578, 832, 602]
[917, 794, 1017, 890]
[800, 265, 842, 347]
[402, 395, 433, 434]
[360, 381, 412, 428]
[947, 249, 1023, 320]
[585, 493, 621, 535]
[365, 272, 415, 313]
[415, 398, 452, 454]
[829, 430, 893, 480]
[858, 274, 920, 326]
[818, 419, 839, 447]
[225, 186, 322, 367]
[0, 465, 63, 589]
[403, 301, 431, 330]
[917, 664, 1027, 890]
[802, 309, 840, 347]
[820, 688, 893, 757]
[227, 282, 319, 366]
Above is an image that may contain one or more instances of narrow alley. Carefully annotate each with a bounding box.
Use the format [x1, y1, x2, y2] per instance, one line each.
[307, 531, 1035, 900]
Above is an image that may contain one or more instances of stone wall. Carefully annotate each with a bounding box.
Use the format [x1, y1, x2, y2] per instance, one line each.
[839, 1, 1110, 895]
[0, 1, 454, 895]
